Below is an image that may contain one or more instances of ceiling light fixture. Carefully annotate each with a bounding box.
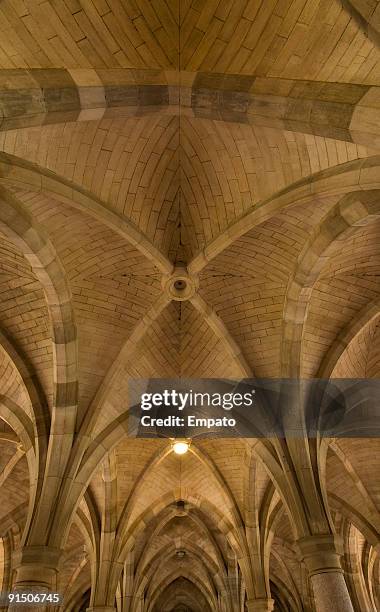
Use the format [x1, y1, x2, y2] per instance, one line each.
[172, 441, 189, 455]
[176, 549, 186, 558]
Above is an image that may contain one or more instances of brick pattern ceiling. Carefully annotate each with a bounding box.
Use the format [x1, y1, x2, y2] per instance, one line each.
[0, 2, 379, 611]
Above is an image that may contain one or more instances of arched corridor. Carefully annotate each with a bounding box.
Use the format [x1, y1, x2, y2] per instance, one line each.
[0, 1, 379, 611]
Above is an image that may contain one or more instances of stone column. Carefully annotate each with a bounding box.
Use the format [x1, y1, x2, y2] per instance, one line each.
[297, 535, 354, 612]
[10, 546, 62, 610]
[246, 599, 274, 611]
[135, 595, 144, 612]
[119, 596, 133, 612]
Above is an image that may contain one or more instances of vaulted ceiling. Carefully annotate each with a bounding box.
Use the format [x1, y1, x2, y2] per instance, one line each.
[0, 2, 379, 611]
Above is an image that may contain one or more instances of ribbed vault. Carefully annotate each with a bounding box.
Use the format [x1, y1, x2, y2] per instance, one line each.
[0, 2, 379, 612]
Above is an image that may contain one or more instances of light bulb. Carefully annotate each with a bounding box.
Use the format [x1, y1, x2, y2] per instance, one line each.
[173, 441, 189, 455]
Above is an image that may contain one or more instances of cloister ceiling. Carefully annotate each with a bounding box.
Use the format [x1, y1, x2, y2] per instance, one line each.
[0, 2, 379, 611]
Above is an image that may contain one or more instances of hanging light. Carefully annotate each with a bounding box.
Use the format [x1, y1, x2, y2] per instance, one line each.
[176, 549, 186, 558]
[172, 440, 189, 455]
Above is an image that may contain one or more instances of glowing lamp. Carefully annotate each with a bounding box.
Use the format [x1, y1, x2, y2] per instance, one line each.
[173, 441, 189, 455]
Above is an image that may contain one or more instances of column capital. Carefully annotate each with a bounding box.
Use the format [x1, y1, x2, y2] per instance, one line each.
[297, 534, 343, 576]
[12, 546, 63, 570]
[12, 546, 63, 591]
[246, 598, 274, 611]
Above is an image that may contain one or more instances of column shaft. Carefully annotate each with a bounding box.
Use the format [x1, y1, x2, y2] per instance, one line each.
[298, 535, 354, 612]
[10, 546, 62, 611]
[246, 598, 274, 611]
[310, 572, 354, 612]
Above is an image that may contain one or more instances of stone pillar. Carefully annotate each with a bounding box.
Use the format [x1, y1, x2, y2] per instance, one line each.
[298, 535, 354, 612]
[246, 599, 274, 611]
[119, 596, 132, 612]
[133, 595, 144, 612]
[10, 546, 62, 610]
